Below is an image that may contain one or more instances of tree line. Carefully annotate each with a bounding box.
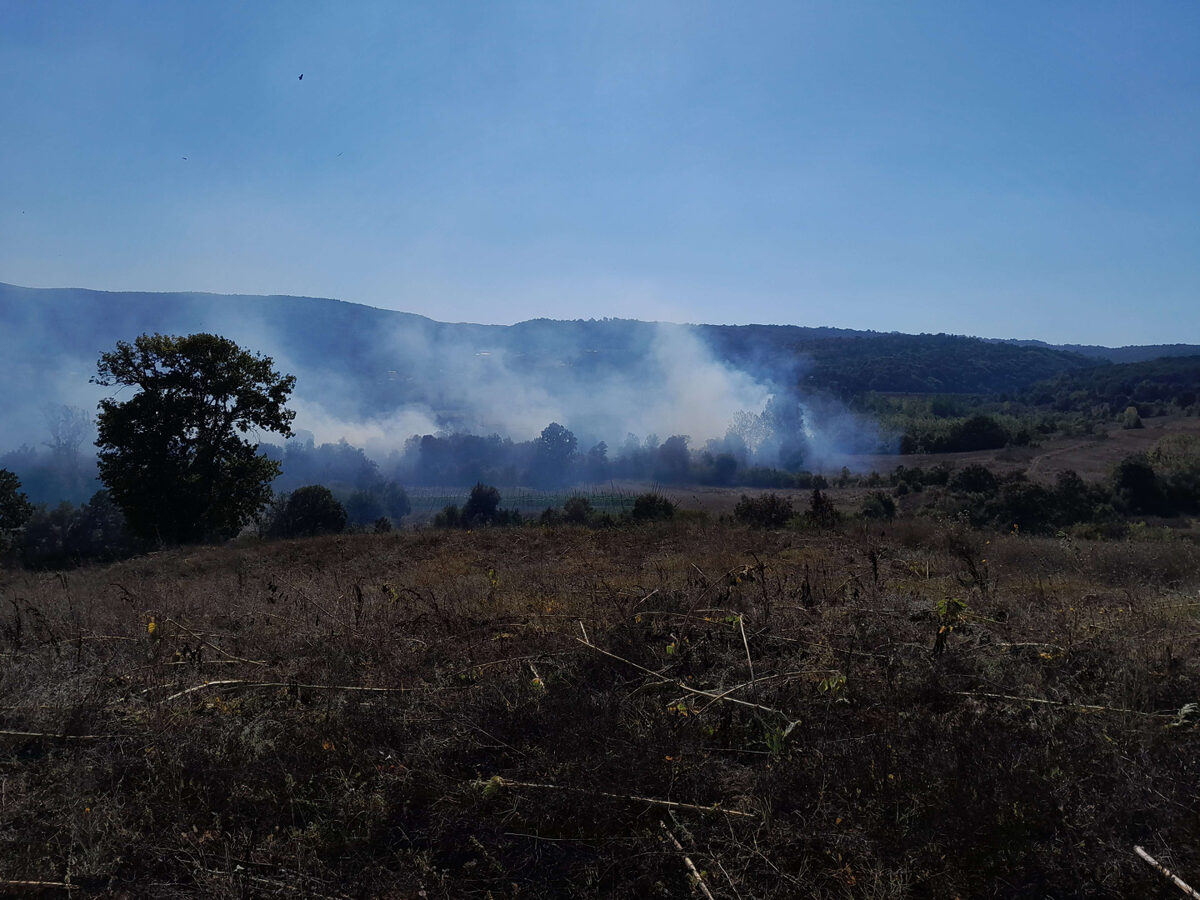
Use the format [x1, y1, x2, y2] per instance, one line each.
[4, 332, 1200, 569]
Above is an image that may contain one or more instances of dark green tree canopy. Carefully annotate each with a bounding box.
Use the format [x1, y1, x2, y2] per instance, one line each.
[268, 485, 346, 538]
[0, 468, 34, 537]
[93, 333, 296, 544]
[462, 482, 502, 525]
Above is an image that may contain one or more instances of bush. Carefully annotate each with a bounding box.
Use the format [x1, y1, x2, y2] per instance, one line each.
[860, 491, 897, 521]
[1121, 406, 1144, 429]
[433, 504, 462, 528]
[986, 481, 1055, 533]
[492, 508, 524, 526]
[381, 481, 412, 520]
[733, 493, 794, 528]
[269, 486, 347, 538]
[462, 483, 502, 526]
[949, 464, 999, 495]
[0, 468, 33, 554]
[436, 485, 522, 528]
[631, 492, 675, 521]
[18, 491, 142, 569]
[806, 489, 840, 527]
[345, 490, 385, 527]
[562, 495, 593, 524]
[1111, 455, 1162, 515]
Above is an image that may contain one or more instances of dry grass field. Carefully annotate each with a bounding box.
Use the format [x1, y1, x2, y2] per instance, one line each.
[850, 415, 1200, 485]
[1, 518, 1198, 897]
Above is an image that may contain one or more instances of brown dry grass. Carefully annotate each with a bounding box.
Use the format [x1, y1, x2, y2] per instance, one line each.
[0, 520, 1198, 897]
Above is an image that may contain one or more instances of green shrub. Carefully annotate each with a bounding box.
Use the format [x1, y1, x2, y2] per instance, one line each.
[860, 491, 897, 521]
[805, 489, 840, 527]
[563, 495, 593, 524]
[270, 485, 347, 538]
[733, 493, 794, 528]
[631, 492, 675, 521]
[345, 489, 385, 527]
[462, 483, 502, 526]
[949, 464, 999, 495]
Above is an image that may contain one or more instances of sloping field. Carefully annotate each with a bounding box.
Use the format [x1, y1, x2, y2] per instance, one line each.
[1, 522, 1197, 897]
[851, 416, 1200, 484]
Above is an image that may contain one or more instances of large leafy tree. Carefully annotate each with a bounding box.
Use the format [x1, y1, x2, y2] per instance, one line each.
[532, 422, 577, 486]
[93, 333, 296, 543]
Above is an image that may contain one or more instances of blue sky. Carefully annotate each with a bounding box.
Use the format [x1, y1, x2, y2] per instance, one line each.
[1, 1, 1197, 344]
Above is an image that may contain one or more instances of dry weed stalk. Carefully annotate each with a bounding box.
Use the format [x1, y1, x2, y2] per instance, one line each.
[575, 626, 793, 718]
[0, 879, 79, 892]
[480, 775, 757, 818]
[0, 730, 114, 741]
[160, 679, 411, 702]
[954, 690, 1169, 717]
[163, 616, 266, 666]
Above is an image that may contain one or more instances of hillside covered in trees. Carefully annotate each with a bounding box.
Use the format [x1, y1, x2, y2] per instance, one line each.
[5, 283, 1190, 445]
[1023, 355, 1200, 415]
[4, 284, 1200, 519]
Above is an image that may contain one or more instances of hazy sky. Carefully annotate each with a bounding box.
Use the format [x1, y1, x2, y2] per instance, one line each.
[2, 2, 1197, 344]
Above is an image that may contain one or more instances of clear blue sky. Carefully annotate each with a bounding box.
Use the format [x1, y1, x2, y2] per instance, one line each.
[2, 1, 1197, 344]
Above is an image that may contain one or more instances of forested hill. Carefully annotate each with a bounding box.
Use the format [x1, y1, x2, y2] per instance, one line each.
[701, 326, 1095, 395]
[0, 282, 1179, 430]
[991, 338, 1200, 364]
[1023, 355, 1200, 412]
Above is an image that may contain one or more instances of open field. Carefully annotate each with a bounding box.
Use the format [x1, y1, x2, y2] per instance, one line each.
[1, 520, 1198, 897]
[849, 415, 1200, 485]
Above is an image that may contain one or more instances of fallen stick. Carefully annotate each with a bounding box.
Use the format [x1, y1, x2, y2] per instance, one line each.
[661, 820, 716, 900]
[691, 668, 826, 717]
[0, 730, 114, 741]
[75, 633, 139, 642]
[196, 867, 350, 900]
[738, 615, 755, 684]
[164, 617, 266, 667]
[0, 880, 78, 891]
[574, 634, 792, 718]
[161, 680, 410, 702]
[1135, 845, 1200, 898]
[446, 653, 564, 681]
[954, 691, 1167, 717]
[481, 776, 757, 818]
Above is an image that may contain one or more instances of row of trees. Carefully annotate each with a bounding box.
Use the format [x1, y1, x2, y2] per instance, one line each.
[432, 484, 679, 530]
[379, 421, 820, 489]
[6, 330, 1199, 568]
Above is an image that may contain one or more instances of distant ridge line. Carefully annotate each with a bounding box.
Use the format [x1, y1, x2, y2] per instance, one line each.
[3, 281, 1196, 358]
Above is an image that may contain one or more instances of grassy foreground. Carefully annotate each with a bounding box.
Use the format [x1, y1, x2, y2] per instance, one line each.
[1, 520, 1198, 897]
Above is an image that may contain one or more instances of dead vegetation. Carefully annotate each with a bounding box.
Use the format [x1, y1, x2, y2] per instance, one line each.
[0, 519, 1198, 897]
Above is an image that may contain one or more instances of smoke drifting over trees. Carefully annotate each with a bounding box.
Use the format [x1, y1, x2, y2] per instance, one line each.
[1, 284, 890, 499]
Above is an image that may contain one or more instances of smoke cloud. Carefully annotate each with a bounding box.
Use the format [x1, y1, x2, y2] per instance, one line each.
[0, 284, 883, 496]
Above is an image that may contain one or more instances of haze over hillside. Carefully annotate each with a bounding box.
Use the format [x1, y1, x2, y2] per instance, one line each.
[3, 282, 1197, 458]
